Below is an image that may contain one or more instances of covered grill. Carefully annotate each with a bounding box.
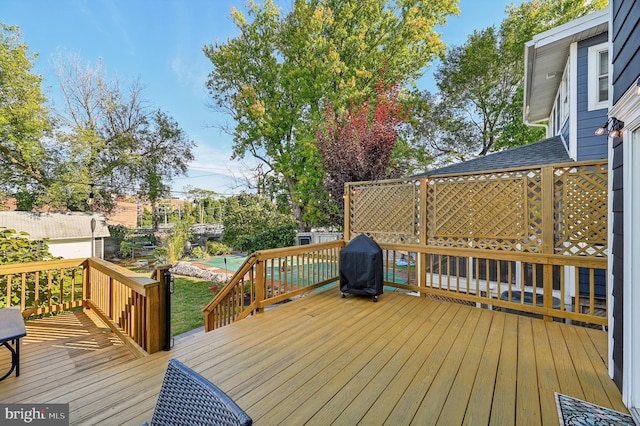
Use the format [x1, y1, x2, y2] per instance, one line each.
[339, 234, 383, 302]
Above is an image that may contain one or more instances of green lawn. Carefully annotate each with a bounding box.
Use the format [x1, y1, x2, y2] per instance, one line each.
[170, 275, 218, 336]
[121, 259, 219, 337]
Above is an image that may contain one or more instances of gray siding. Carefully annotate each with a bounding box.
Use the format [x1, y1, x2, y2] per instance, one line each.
[576, 32, 609, 160]
[612, 0, 640, 103]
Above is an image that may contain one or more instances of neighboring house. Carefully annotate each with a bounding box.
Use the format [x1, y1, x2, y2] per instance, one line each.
[609, 0, 640, 421]
[0, 212, 110, 259]
[105, 200, 139, 228]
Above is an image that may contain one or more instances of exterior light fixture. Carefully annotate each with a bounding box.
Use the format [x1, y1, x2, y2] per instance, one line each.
[595, 117, 624, 138]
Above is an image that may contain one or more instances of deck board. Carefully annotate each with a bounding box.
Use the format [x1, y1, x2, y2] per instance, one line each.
[0, 310, 136, 401]
[490, 312, 518, 425]
[531, 319, 562, 425]
[438, 308, 494, 424]
[0, 287, 627, 425]
[516, 315, 541, 424]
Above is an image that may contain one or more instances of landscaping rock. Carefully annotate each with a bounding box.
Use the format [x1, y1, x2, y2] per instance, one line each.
[170, 261, 232, 283]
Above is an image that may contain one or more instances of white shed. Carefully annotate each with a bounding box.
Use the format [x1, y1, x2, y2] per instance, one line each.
[0, 212, 111, 259]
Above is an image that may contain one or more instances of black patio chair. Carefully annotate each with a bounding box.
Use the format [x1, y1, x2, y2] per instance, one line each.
[145, 359, 252, 426]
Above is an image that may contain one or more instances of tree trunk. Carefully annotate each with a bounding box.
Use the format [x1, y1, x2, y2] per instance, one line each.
[152, 201, 160, 232]
[284, 175, 305, 231]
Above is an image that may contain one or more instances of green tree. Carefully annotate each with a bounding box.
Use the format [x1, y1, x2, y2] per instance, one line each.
[184, 188, 224, 224]
[132, 110, 195, 231]
[435, 26, 529, 157]
[46, 54, 146, 211]
[48, 54, 193, 216]
[0, 25, 52, 199]
[0, 228, 61, 308]
[408, 0, 607, 167]
[222, 192, 298, 253]
[204, 0, 459, 230]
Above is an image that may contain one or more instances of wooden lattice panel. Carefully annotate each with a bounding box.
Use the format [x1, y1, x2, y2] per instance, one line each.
[349, 180, 421, 244]
[433, 178, 526, 238]
[427, 170, 542, 252]
[554, 164, 608, 257]
[346, 161, 607, 258]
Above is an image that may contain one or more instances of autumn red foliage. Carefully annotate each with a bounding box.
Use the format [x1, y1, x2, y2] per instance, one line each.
[317, 79, 406, 223]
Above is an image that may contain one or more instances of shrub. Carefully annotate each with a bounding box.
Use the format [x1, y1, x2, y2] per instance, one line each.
[119, 241, 132, 257]
[153, 246, 169, 264]
[206, 241, 232, 256]
[191, 246, 204, 259]
[1, 228, 55, 264]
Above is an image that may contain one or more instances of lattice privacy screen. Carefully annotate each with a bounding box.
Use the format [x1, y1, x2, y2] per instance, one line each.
[346, 161, 607, 257]
[554, 163, 608, 257]
[348, 180, 421, 245]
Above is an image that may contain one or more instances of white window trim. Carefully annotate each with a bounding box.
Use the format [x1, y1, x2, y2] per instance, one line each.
[588, 42, 609, 111]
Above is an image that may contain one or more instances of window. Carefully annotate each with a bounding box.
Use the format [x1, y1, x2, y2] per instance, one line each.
[560, 63, 569, 125]
[551, 62, 569, 135]
[588, 43, 609, 110]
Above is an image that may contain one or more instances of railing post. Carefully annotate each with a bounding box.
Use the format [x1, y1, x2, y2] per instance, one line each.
[419, 178, 428, 296]
[146, 264, 172, 353]
[344, 184, 351, 241]
[83, 260, 91, 309]
[145, 282, 161, 354]
[161, 266, 173, 351]
[255, 260, 265, 313]
[541, 166, 555, 321]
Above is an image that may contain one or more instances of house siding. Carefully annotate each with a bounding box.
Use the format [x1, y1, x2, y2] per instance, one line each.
[576, 32, 609, 160]
[611, 0, 640, 400]
[612, 0, 640, 103]
[612, 135, 624, 390]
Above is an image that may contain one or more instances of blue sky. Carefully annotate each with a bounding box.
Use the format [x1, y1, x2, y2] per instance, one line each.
[2, 0, 515, 198]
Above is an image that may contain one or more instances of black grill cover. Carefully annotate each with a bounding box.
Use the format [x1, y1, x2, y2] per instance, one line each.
[340, 234, 383, 297]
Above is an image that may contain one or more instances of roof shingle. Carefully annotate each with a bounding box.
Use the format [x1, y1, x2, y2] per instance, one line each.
[413, 136, 571, 177]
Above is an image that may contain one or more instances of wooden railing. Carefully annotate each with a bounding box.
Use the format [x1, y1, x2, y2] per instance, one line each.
[380, 244, 608, 326]
[203, 239, 607, 331]
[0, 259, 85, 316]
[0, 258, 168, 356]
[203, 240, 344, 331]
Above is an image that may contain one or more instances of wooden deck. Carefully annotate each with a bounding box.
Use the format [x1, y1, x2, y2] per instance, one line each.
[0, 309, 137, 389]
[0, 287, 627, 425]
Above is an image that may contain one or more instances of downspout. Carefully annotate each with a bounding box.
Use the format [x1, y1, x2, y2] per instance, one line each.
[523, 41, 550, 137]
[524, 120, 549, 136]
[524, 104, 549, 137]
